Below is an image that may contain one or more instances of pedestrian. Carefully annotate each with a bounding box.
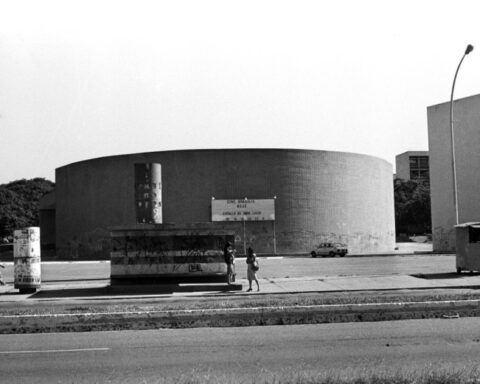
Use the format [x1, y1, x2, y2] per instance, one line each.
[223, 241, 235, 285]
[246, 247, 260, 292]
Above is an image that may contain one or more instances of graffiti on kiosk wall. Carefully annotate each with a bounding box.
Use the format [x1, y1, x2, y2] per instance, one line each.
[112, 234, 226, 257]
[110, 232, 234, 276]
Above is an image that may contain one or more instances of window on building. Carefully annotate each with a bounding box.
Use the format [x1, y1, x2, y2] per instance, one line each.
[409, 156, 429, 181]
[469, 227, 480, 243]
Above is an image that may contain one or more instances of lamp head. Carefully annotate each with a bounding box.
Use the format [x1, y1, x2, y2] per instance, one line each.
[466, 44, 474, 54]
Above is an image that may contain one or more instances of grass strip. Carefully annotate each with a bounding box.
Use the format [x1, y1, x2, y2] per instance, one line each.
[3, 290, 480, 316]
[127, 366, 480, 384]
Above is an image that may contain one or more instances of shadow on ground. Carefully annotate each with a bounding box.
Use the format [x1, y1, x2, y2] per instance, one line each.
[27, 283, 243, 299]
[412, 272, 480, 280]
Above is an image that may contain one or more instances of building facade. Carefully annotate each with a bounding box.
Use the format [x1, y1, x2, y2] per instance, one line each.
[41, 148, 395, 258]
[395, 151, 429, 183]
[427, 94, 480, 252]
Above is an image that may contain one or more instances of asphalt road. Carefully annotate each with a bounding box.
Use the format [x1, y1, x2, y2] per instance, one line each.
[1, 318, 479, 383]
[0, 254, 456, 284]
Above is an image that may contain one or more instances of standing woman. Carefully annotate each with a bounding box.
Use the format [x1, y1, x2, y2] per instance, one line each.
[223, 241, 235, 285]
[246, 247, 260, 292]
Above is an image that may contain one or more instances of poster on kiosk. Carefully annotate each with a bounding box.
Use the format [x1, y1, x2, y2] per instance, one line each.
[13, 227, 41, 293]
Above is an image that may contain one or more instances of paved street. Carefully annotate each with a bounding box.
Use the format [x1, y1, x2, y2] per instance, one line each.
[1, 253, 480, 382]
[1, 318, 480, 383]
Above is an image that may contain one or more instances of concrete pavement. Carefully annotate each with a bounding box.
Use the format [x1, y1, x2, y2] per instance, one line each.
[1, 242, 477, 302]
[1, 270, 480, 302]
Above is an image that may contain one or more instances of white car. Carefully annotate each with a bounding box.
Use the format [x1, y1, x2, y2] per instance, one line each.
[311, 242, 348, 258]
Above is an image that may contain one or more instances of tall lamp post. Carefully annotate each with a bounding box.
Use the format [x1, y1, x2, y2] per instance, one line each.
[273, 196, 277, 255]
[450, 44, 474, 225]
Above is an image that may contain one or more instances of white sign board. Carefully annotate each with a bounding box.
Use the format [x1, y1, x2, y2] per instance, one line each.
[212, 199, 275, 222]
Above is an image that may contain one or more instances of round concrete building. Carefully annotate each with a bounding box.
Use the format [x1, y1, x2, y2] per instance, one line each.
[42, 148, 395, 258]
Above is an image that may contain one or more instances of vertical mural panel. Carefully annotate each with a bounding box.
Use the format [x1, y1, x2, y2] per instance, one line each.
[135, 163, 162, 224]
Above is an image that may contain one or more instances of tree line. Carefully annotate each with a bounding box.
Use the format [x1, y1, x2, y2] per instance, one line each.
[0, 178, 55, 239]
[394, 178, 431, 236]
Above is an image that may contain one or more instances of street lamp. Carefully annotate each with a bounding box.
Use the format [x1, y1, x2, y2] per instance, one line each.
[273, 196, 277, 255]
[450, 44, 474, 225]
[243, 197, 247, 255]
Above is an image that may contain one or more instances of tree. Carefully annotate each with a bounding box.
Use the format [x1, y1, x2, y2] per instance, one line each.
[0, 178, 55, 238]
[394, 178, 431, 235]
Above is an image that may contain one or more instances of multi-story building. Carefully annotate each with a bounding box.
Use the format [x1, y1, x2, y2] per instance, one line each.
[427, 93, 480, 252]
[395, 151, 429, 183]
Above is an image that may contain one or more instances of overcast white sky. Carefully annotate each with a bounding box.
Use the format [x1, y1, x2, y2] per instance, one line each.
[1, 0, 479, 184]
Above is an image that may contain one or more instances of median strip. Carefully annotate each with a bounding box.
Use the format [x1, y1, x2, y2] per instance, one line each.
[1, 298, 479, 334]
[1, 298, 480, 319]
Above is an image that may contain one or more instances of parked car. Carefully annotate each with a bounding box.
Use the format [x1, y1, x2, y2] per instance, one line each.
[311, 242, 348, 258]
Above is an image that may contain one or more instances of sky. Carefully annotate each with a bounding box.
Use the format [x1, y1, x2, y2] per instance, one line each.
[1, 0, 480, 184]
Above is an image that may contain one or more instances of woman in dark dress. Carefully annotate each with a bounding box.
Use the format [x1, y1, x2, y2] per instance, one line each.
[246, 247, 260, 292]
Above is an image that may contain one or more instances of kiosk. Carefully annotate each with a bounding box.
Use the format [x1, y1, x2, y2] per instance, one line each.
[110, 223, 236, 284]
[13, 227, 41, 293]
[455, 222, 480, 274]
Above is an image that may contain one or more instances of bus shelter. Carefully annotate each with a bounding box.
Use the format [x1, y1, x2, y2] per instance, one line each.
[110, 224, 235, 284]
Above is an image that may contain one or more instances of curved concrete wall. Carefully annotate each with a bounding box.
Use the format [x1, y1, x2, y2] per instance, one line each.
[54, 149, 395, 258]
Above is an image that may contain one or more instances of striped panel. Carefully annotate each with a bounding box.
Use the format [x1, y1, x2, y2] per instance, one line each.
[111, 262, 227, 276]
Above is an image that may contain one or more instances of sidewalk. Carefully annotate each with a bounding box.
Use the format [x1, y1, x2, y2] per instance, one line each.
[0, 242, 470, 302]
[259, 273, 480, 293]
[1, 272, 479, 302]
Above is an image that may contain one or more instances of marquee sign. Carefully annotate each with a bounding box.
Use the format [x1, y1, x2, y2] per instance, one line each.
[212, 199, 275, 222]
